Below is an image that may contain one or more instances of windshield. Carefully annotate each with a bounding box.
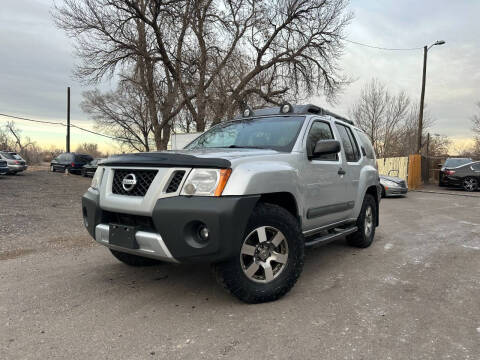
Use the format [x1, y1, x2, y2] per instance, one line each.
[185, 116, 305, 152]
[444, 158, 472, 168]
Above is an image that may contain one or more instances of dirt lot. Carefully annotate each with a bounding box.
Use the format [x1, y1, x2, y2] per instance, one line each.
[1, 168, 479, 359]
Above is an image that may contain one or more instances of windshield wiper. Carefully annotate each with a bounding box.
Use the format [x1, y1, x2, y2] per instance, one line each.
[226, 145, 266, 149]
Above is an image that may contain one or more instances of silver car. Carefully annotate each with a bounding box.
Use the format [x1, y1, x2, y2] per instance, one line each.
[0, 151, 28, 174]
[380, 173, 408, 197]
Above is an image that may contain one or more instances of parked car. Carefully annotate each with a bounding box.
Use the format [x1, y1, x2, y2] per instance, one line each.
[441, 160, 480, 192]
[379, 173, 408, 197]
[82, 158, 105, 177]
[82, 103, 380, 303]
[439, 157, 472, 186]
[0, 151, 28, 174]
[50, 152, 93, 174]
[0, 159, 9, 175]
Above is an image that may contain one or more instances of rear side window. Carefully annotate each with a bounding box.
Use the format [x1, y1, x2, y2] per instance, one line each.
[355, 130, 375, 159]
[471, 163, 480, 170]
[76, 155, 93, 163]
[336, 124, 361, 162]
[306, 121, 338, 161]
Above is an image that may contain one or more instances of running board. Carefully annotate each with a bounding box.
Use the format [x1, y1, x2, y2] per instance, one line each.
[304, 226, 358, 248]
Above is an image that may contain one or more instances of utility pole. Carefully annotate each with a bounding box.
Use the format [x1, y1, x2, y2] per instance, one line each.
[426, 133, 430, 184]
[66, 87, 71, 152]
[416, 40, 445, 154]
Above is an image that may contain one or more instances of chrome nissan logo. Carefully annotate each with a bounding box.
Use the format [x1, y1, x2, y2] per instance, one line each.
[122, 173, 137, 192]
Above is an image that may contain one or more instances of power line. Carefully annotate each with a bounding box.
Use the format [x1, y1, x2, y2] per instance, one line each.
[0, 112, 141, 143]
[344, 39, 423, 51]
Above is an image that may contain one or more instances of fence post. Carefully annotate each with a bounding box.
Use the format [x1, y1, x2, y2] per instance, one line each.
[408, 154, 422, 189]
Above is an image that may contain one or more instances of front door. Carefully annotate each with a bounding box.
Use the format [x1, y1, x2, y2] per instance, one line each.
[301, 119, 353, 232]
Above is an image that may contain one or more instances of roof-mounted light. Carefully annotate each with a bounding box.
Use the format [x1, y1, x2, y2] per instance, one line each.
[242, 105, 254, 118]
[280, 102, 293, 114]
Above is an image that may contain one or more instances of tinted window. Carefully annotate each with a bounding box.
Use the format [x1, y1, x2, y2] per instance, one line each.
[1, 152, 16, 159]
[471, 163, 480, 170]
[307, 121, 337, 161]
[355, 130, 375, 159]
[75, 155, 93, 163]
[444, 158, 472, 168]
[186, 116, 305, 152]
[336, 124, 361, 162]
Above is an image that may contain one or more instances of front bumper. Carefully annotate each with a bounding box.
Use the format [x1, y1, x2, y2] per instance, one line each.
[82, 190, 259, 263]
[385, 186, 408, 196]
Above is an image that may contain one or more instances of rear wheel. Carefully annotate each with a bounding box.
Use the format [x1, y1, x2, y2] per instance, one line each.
[215, 203, 304, 304]
[110, 249, 162, 267]
[463, 177, 478, 192]
[347, 194, 377, 248]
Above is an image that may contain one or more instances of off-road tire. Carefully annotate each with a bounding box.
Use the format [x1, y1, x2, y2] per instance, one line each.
[346, 194, 377, 248]
[110, 249, 162, 267]
[214, 203, 304, 304]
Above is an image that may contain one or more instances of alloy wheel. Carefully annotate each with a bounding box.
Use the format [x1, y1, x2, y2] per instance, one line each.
[240, 226, 289, 283]
[364, 205, 374, 237]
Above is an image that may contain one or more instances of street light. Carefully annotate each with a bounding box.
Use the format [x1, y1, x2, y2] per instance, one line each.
[417, 40, 446, 154]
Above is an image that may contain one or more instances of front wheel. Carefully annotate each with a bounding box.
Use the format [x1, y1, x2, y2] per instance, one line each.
[347, 194, 377, 248]
[463, 177, 478, 192]
[215, 203, 304, 304]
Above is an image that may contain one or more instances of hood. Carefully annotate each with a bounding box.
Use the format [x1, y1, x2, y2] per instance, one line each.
[380, 175, 404, 183]
[101, 148, 279, 168]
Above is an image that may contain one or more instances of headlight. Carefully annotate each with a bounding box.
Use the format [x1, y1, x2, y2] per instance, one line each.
[382, 179, 399, 187]
[90, 167, 104, 190]
[181, 168, 232, 196]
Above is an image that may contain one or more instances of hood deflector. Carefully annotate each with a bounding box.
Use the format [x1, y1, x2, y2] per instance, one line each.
[100, 152, 231, 168]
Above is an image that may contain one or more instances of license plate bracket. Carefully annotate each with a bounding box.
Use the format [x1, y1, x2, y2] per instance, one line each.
[109, 224, 139, 249]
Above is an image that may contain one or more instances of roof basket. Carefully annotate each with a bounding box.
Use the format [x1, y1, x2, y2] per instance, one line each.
[237, 103, 354, 125]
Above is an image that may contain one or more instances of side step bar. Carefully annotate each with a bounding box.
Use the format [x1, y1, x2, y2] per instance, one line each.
[304, 226, 358, 248]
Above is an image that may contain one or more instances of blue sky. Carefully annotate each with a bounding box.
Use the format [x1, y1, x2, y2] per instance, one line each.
[1, 0, 479, 152]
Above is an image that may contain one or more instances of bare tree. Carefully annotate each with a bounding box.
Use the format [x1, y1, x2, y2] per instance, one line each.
[350, 79, 437, 158]
[81, 79, 154, 152]
[471, 102, 480, 156]
[54, 0, 352, 147]
[75, 143, 104, 157]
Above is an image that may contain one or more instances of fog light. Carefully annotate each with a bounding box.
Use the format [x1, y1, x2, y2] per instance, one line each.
[198, 226, 209, 241]
[183, 183, 196, 195]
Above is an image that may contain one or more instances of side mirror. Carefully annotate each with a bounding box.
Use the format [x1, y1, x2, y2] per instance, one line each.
[311, 139, 341, 158]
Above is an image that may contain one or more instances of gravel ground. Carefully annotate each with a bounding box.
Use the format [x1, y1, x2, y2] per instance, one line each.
[1, 168, 479, 359]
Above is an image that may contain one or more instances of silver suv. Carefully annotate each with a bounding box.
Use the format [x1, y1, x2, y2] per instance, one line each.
[82, 104, 380, 303]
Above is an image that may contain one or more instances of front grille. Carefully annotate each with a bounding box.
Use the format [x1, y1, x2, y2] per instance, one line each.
[112, 169, 158, 196]
[166, 170, 186, 193]
[101, 211, 156, 232]
[399, 180, 406, 188]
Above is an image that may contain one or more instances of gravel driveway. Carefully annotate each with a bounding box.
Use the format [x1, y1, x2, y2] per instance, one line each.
[1, 167, 479, 359]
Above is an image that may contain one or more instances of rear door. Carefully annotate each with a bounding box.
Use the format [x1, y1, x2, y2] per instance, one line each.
[335, 123, 363, 211]
[301, 119, 353, 231]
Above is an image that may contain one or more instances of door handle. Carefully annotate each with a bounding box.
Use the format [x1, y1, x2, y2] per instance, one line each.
[338, 168, 346, 175]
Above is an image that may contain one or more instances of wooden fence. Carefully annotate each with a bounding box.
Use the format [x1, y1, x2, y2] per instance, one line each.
[376, 155, 422, 190]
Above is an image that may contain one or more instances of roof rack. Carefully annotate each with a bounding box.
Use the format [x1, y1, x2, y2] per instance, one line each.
[237, 103, 354, 125]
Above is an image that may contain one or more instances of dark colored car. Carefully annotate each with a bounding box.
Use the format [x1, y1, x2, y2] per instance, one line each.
[439, 157, 472, 186]
[50, 152, 93, 174]
[442, 161, 480, 191]
[81, 158, 105, 177]
[0, 159, 8, 175]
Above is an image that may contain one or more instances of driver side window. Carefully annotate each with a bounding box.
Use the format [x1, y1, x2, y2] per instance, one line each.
[307, 121, 338, 161]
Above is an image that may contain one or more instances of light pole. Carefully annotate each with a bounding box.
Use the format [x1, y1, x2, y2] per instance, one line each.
[417, 40, 445, 154]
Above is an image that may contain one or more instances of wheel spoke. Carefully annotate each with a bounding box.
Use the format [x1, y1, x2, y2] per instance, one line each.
[256, 226, 268, 243]
[270, 232, 285, 247]
[245, 262, 260, 278]
[270, 251, 287, 264]
[262, 262, 274, 282]
[241, 244, 256, 256]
